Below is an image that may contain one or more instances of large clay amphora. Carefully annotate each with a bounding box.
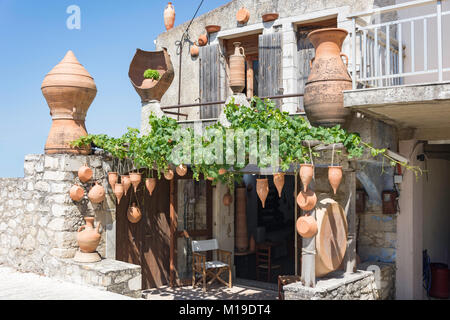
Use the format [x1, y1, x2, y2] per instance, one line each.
[164, 2, 175, 31]
[304, 28, 351, 127]
[229, 42, 246, 94]
[77, 217, 101, 253]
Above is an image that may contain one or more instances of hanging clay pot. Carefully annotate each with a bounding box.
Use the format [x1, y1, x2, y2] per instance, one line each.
[297, 190, 318, 211]
[88, 182, 106, 204]
[223, 192, 233, 206]
[164, 169, 174, 180]
[205, 25, 221, 33]
[198, 34, 208, 46]
[77, 217, 101, 253]
[69, 184, 84, 202]
[190, 43, 199, 57]
[114, 183, 124, 204]
[121, 175, 131, 196]
[328, 166, 343, 195]
[164, 2, 175, 31]
[236, 7, 250, 24]
[41, 50, 97, 155]
[235, 186, 248, 252]
[296, 215, 318, 238]
[129, 172, 142, 193]
[78, 164, 93, 183]
[229, 42, 246, 94]
[299, 163, 314, 192]
[127, 203, 142, 224]
[108, 172, 118, 191]
[145, 178, 157, 196]
[218, 168, 227, 175]
[256, 178, 269, 208]
[262, 13, 279, 22]
[303, 28, 352, 127]
[249, 235, 256, 252]
[176, 164, 187, 177]
[207, 176, 215, 181]
[273, 173, 285, 198]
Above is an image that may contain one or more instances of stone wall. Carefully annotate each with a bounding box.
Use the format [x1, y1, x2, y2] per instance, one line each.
[0, 154, 141, 297]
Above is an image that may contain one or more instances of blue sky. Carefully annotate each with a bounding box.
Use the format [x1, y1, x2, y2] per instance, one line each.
[0, 0, 228, 177]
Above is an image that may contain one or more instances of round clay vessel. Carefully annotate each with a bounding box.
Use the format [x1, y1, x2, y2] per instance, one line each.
[273, 173, 285, 197]
[129, 172, 142, 193]
[296, 190, 318, 211]
[223, 192, 233, 206]
[121, 175, 131, 195]
[299, 164, 314, 192]
[205, 25, 221, 33]
[77, 217, 101, 253]
[236, 7, 250, 24]
[190, 43, 199, 57]
[78, 164, 93, 183]
[262, 13, 279, 22]
[164, 169, 174, 180]
[304, 28, 352, 127]
[114, 183, 124, 204]
[108, 172, 118, 191]
[88, 182, 105, 204]
[176, 164, 187, 177]
[218, 168, 227, 175]
[41, 50, 97, 155]
[127, 203, 142, 224]
[256, 178, 269, 208]
[328, 166, 343, 195]
[198, 34, 208, 46]
[229, 42, 246, 94]
[235, 186, 248, 252]
[296, 215, 318, 238]
[164, 2, 175, 31]
[69, 184, 84, 202]
[145, 178, 157, 196]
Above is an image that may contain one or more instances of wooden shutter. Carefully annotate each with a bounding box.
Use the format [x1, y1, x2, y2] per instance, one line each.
[297, 30, 315, 112]
[199, 44, 221, 119]
[258, 32, 283, 105]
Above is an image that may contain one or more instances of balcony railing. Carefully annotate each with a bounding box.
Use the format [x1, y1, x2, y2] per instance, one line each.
[348, 0, 450, 89]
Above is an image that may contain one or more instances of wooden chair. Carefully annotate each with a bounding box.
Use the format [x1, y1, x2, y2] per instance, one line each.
[256, 243, 281, 282]
[192, 239, 232, 292]
[278, 275, 302, 300]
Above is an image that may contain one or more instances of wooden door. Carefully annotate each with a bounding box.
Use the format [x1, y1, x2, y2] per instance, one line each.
[258, 32, 283, 106]
[116, 172, 171, 289]
[199, 44, 221, 119]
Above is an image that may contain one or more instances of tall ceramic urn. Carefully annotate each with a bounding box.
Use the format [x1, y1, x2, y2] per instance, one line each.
[164, 2, 175, 31]
[41, 50, 97, 154]
[303, 28, 351, 127]
[229, 42, 246, 94]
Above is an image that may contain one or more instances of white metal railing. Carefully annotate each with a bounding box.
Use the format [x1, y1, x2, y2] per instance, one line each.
[348, 0, 450, 89]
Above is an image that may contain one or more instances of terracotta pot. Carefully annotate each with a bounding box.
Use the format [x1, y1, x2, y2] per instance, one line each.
[41, 51, 96, 155]
[218, 168, 227, 175]
[304, 28, 352, 127]
[127, 203, 142, 224]
[299, 164, 314, 192]
[235, 187, 248, 252]
[145, 178, 157, 196]
[296, 190, 318, 211]
[328, 166, 343, 195]
[164, 2, 175, 31]
[176, 164, 187, 177]
[129, 172, 142, 193]
[69, 184, 84, 202]
[229, 42, 246, 94]
[207, 176, 215, 181]
[198, 34, 208, 46]
[249, 235, 256, 252]
[78, 164, 93, 183]
[236, 7, 250, 24]
[121, 175, 131, 196]
[88, 182, 106, 204]
[164, 169, 174, 180]
[262, 13, 279, 22]
[190, 43, 199, 57]
[114, 183, 124, 204]
[256, 178, 269, 208]
[273, 173, 285, 197]
[205, 25, 221, 33]
[296, 215, 318, 238]
[77, 217, 101, 253]
[108, 172, 118, 191]
[223, 192, 233, 206]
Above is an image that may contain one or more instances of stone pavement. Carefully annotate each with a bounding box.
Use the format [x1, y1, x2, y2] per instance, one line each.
[0, 266, 135, 300]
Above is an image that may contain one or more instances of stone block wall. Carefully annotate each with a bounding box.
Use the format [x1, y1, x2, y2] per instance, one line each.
[0, 154, 141, 297]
